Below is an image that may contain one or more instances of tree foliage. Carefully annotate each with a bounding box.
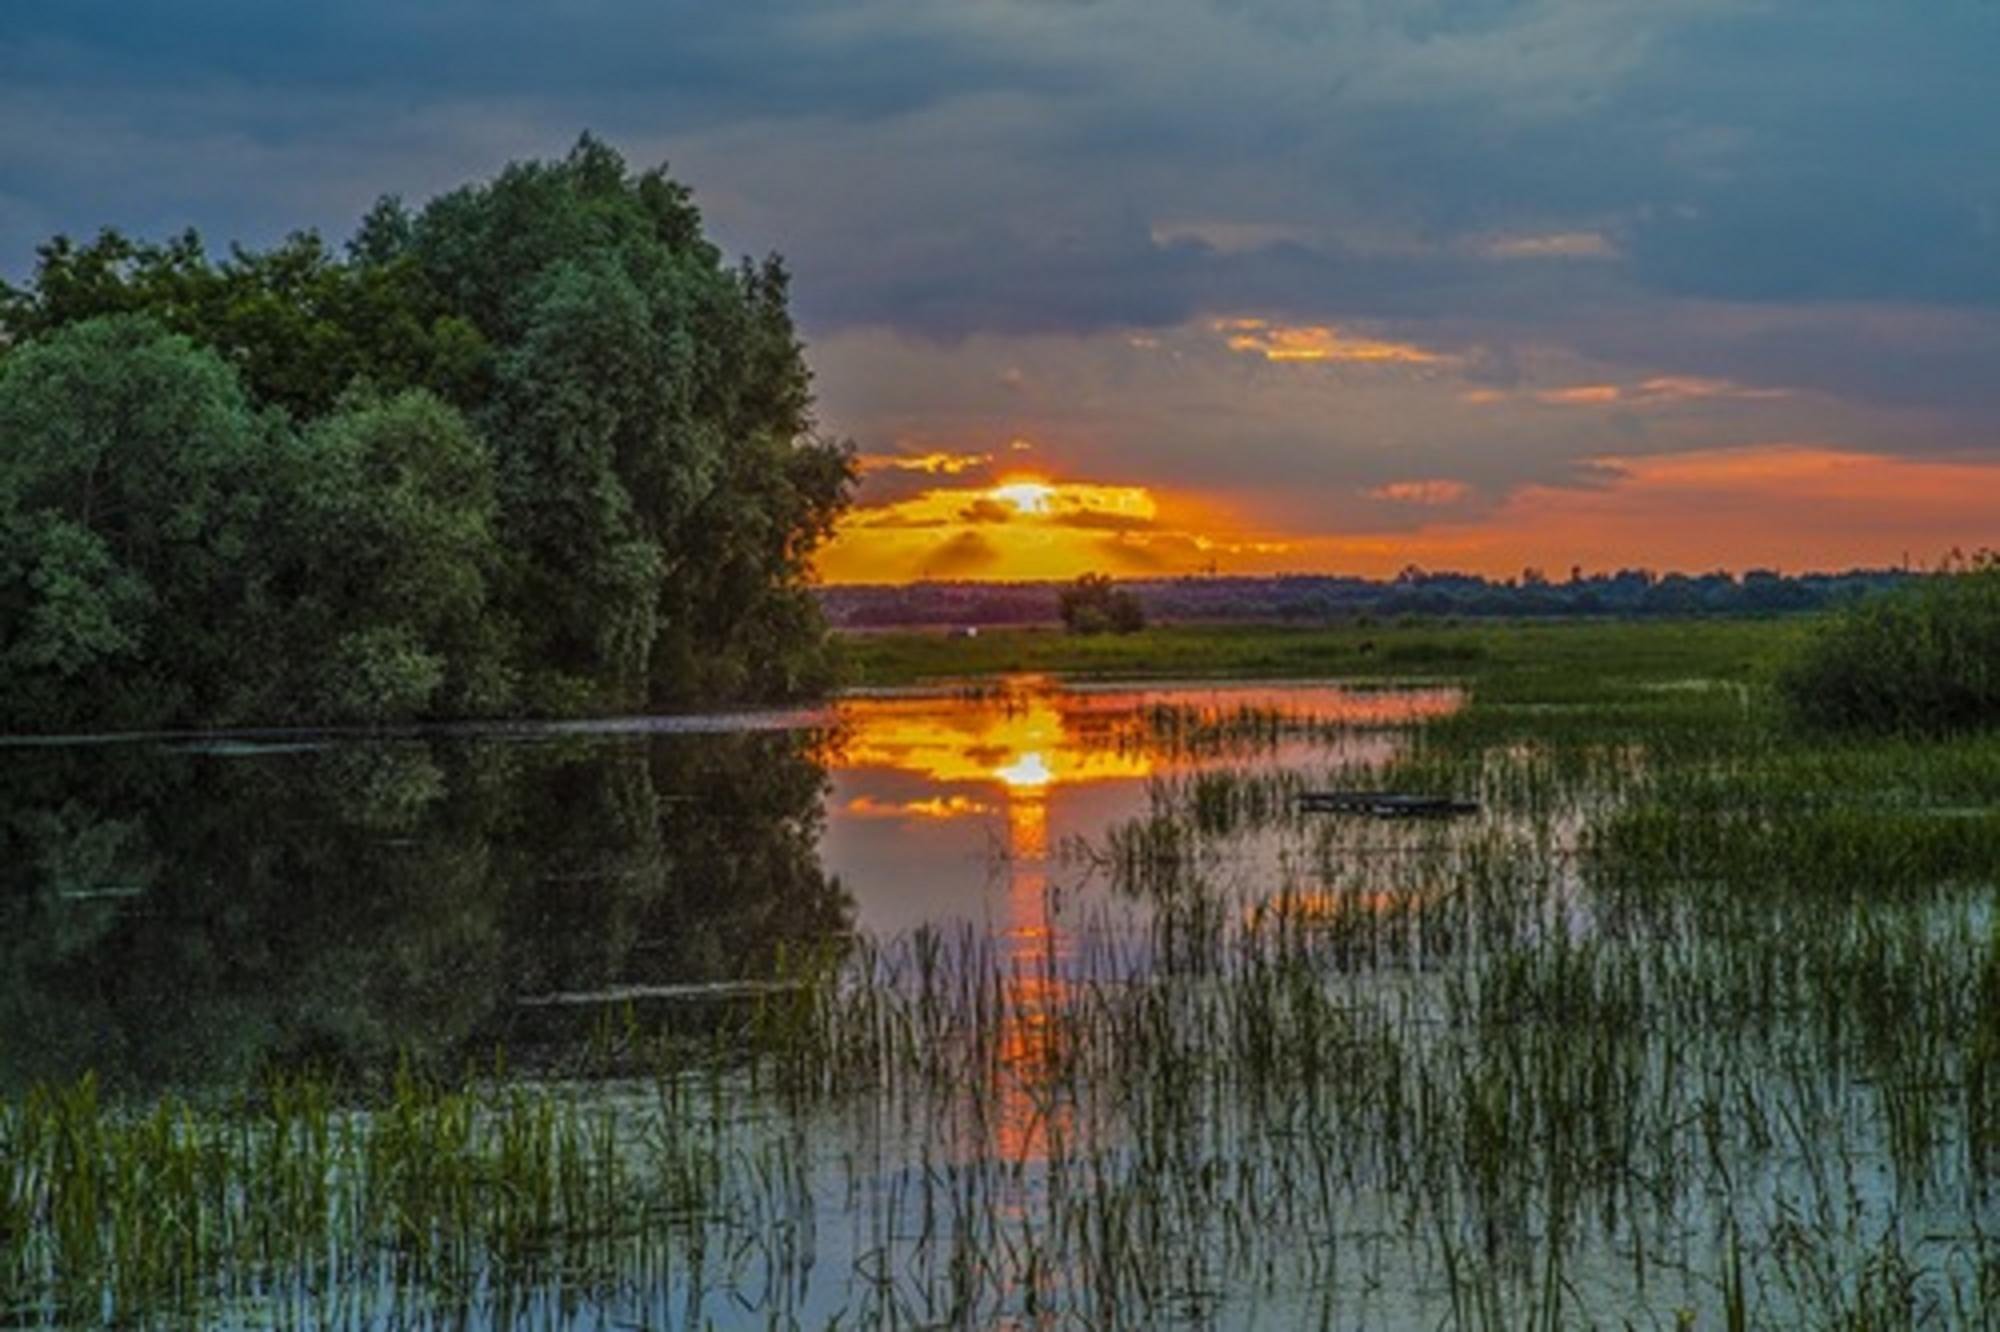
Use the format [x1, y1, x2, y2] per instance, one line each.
[0, 135, 853, 731]
[0, 317, 272, 728]
[1058, 573, 1146, 636]
[1779, 553, 2000, 735]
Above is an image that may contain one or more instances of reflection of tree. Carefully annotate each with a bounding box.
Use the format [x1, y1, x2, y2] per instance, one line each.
[0, 730, 848, 1093]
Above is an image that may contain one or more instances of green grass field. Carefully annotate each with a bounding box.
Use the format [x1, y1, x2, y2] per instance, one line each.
[840, 615, 1813, 698]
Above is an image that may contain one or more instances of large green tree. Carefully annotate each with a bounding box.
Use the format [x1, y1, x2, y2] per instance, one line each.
[0, 135, 853, 730]
[388, 134, 851, 709]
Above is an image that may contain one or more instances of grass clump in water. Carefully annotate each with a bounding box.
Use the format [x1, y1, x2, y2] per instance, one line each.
[1780, 554, 2000, 735]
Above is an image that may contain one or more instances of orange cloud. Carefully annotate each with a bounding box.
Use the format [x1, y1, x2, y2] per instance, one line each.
[1450, 446, 1998, 571]
[1285, 446, 2000, 576]
[1522, 377, 1791, 408]
[844, 477, 1159, 532]
[1536, 384, 1624, 405]
[1216, 318, 1449, 366]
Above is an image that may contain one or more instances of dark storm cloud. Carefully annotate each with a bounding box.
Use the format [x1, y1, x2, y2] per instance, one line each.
[0, 3, 1063, 124]
[4, 0, 1999, 425]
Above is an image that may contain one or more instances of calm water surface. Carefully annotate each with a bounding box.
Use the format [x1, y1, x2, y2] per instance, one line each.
[0, 677, 1457, 1092]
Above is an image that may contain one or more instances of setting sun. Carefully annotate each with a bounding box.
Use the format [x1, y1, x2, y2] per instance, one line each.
[994, 751, 1055, 789]
[989, 479, 1055, 515]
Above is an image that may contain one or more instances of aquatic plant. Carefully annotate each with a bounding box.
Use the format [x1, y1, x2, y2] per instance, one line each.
[1781, 554, 2000, 735]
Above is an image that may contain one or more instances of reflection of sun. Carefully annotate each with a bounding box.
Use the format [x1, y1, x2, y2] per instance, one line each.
[988, 479, 1055, 515]
[836, 695, 1152, 790]
[1005, 786, 1050, 862]
[994, 751, 1053, 789]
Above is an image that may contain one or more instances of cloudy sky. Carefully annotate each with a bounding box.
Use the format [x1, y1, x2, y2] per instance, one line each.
[6, 0, 1998, 580]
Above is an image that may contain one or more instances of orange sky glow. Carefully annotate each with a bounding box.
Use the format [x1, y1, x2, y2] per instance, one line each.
[817, 444, 2000, 583]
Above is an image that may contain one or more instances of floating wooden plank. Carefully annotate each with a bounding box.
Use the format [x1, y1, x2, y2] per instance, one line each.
[1297, 791, 1480, 818]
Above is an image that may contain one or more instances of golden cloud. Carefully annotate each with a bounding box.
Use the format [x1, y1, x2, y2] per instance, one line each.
[819, 473, 1291, 582]
[1216, 318, 1449, 366]
[1535, 384, 1625, 406]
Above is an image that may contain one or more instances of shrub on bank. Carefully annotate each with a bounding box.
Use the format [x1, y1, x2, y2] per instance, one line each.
[1059, 573, 1146, 635]
[1780, 555, 2000, 734]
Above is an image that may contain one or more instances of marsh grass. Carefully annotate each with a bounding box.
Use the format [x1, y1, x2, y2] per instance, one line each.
[8, 617, 2000, 1327]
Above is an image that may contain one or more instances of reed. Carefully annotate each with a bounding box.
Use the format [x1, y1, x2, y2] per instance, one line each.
[8, 618, 1999, 1326]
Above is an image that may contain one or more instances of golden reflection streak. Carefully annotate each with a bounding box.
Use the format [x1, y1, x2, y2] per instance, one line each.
[995, 780, 1061, 1165]
[835, 695, 1155, 789]
[826, 682, 1465, 1171]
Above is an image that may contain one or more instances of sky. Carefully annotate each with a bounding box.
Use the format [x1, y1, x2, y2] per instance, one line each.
[4, 0, 1998, 582]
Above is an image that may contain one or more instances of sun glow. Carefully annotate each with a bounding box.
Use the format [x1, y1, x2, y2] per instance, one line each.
[820, 470, 1208, 582]
[994, 751, 1055, 789]
[989, 479, 1055, 515]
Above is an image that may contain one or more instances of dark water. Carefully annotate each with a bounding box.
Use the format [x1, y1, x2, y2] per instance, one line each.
[0, 679, 1457, 1094]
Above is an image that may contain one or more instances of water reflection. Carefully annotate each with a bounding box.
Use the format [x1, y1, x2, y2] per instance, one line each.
[0, 678, 1459, 1096]
[819, 677, 1462, 1164]
[0, 731, 846, 1092]
[820, 679, 1460, 938]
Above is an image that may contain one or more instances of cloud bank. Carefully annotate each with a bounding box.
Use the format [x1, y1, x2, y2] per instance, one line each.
[6, 0, 1998, 576]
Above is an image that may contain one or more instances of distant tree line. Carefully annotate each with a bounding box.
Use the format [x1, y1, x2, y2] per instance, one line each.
[0, 135, 853, 732]
[823, 566, 1918, 630]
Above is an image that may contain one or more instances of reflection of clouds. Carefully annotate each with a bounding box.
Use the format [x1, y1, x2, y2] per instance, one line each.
[1005, 788, 1049, 862]
[834, 692, 1155, 791]
[844, 794, 992, 820]
[829, 680, 1462, 827]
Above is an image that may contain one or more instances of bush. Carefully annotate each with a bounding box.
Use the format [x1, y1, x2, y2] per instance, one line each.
[1059, 573, 1145, 636]
[1779, 555, 2000, 734]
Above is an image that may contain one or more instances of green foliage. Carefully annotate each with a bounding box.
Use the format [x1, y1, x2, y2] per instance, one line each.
[0, 227, 487, 422]
[0, 135, 853, 731]
[0, 316, 271, 728]
[1780, 556, 2000, 734]
[400, 136, 849, 708]
[277, 389, 507, 721]
[1058, 572, 1146, 636]
[0, 727, 848, 1092]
